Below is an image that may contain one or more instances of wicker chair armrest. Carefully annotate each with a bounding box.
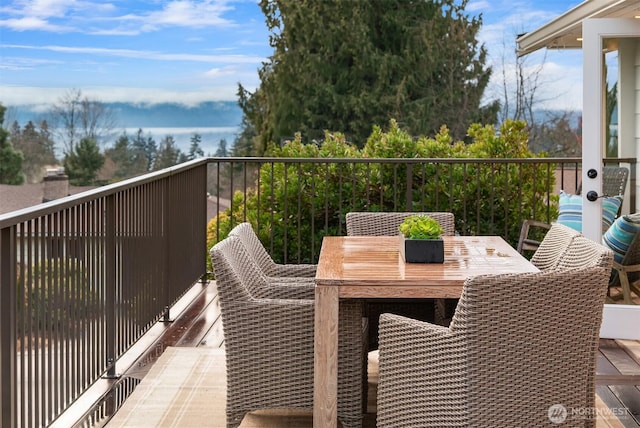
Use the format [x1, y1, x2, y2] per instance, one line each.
[267, 276, 315, 283]
[379, 312, 454, 348]
[223, 299, 315, 341]
[270, 264, 317, 277]
[249, 297, 314, 308]
[377, 313, 467, 427]
[260, 281, 315, 299]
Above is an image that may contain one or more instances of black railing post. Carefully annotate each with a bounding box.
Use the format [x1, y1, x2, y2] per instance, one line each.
[406, 163, 413, 211]
[162, 177, 173, 323]
[630, 160, 636, 213]
[104, 195, 118, 379]
[0, 226, 16, 428]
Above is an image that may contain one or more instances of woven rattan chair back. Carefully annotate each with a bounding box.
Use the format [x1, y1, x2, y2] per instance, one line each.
[209, 237, 255, 302]
[610, 231, 640, 303]
[229, 222, 316, 277]
[519, 166, 629, 255]
[210, 236, 366, 428]
[377, 266, 612, 427]
[577, 165, 629, 198]
[555, 235, 614, 270]
[211, 234, 273, 298]
[457, 266, 611, 427]
[213, 234, 313, 300]
[346, 211, 455, 236]
[346, 211, 456, 346]
[529, 222, 580, 270]
[228, 222, 276, 273]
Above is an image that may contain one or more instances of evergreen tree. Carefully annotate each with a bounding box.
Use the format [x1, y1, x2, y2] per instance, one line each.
[104, 133, 148, 180]
[239, 0, 498, 153]
[0, 105, 25, 185]
[154, 135, 181, 170]
[215, 138, 229, 157]
[11, 120, 58, 183]
[187, 133, 205, 159]
[233, 86, 260, 156]
[131, 129, 157, 171]
[64, 137, 104, 186]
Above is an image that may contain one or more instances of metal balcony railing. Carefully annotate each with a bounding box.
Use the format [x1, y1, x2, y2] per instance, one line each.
[0, 156, 635, 427]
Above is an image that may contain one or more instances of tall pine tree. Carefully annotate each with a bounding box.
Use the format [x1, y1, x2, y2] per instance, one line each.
[64, 137, 104, 186]
[0, 105, 25, 185]
[239, 0, 498, 154]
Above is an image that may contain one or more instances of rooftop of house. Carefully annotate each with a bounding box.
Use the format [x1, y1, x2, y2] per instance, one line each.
[0, 179, 94, 216]
[0, 177, 230, 220]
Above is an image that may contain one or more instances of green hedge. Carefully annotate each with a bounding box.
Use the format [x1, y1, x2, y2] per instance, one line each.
[207, 119, 557, 265]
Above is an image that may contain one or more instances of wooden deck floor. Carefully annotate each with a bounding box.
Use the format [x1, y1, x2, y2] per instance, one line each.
[106, 281, 640, 427]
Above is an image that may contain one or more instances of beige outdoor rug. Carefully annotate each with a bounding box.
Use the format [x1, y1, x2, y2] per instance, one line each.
[106, 346, 622, 428]
[106, 346, 318, 427]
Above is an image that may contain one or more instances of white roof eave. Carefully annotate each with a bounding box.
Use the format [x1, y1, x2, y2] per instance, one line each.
[516, 0, 632, 56]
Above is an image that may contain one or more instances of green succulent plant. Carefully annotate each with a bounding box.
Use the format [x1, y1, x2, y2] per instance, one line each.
[398, 215, 444, 239]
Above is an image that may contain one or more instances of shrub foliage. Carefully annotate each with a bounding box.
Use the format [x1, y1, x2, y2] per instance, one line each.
[207, 119, 557, 265]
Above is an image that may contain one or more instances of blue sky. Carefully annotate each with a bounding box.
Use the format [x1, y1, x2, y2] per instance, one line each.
[0, 0, 583, 111]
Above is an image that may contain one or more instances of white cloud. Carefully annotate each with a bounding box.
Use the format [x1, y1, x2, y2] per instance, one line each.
[1, 0, 117, 31]
[474, 1, 585, 112]
[2, 43, 265, 64]
[466, 1, 490, 13]
[9, 0, 72, 18]
[484, 49, 583, 112]
[0, 85, 245, 106]
[203, 65, 243, 78]
[0, 16, 71, 31]
[1, 54, 61, 68]
[0, 64, 28, 70]
[146, 0, 235, 28]
[1, 0, 236, 35]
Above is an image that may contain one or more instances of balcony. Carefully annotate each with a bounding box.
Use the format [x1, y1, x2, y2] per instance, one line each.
[1, 157, 638, 427]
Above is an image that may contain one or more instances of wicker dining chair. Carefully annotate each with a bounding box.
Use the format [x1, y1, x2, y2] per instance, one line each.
[346, 211, 455, 236]
[517, 166, 629, 255]
[210, 236, 367, 428]
[528, 222, 580, 271]
[228, 222, 317, 278]
[576, 165, 630, 203]
[555, 235, 614, 270]
[377, 263, 613, 428]
[609, 231, 640, 303]
[346, 211, 456, 347]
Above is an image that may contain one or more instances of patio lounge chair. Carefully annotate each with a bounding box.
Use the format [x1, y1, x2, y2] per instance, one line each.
[576, 165, 630, 205]
[555, 235, 615, 270]
[377, 263, 613, 427]
[210, 236, 367, 428]
[228, 222, 317, 278]
[517, 165, 629, 254]
[346, 211, 456, 347]
[527, 222, 580, 270]
[531, 218, 639, 303]
[606, 225, 640, 304]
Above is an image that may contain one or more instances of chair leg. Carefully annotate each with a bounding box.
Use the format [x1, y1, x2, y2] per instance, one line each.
[618, 270, 634, 305]
[226, 411, 246, 428]
[630, 282, 640, 303]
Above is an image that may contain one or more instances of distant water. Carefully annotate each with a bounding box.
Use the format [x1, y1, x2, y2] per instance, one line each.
[121, 127, 239, 155]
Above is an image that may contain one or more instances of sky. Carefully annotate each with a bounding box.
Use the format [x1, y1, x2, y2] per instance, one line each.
[0, 0, 585, 112]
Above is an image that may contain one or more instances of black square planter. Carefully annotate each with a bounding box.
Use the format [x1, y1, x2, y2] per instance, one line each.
[399, 237, 445, 263]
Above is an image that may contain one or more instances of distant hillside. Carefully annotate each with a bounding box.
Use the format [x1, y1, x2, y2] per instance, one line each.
[111, 102, 243, 128]
[6, 101, 244, 129]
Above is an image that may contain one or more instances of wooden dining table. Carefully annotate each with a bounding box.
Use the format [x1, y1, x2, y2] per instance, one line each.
[313, 235, 539, 427]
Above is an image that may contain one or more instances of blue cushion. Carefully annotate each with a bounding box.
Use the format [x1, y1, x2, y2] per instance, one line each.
[603, 213, 640, 263]
[557, 191, 622, 233]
